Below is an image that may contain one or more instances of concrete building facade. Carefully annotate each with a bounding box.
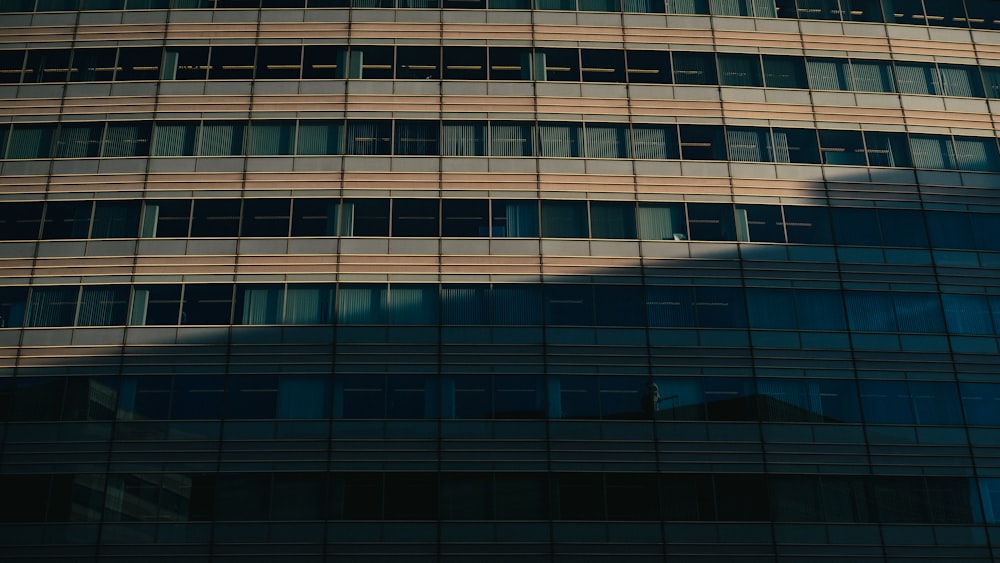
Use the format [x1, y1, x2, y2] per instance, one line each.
[1, 0, 1000, 561]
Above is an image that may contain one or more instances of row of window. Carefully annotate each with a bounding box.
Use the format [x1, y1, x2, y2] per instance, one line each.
[6, 371, 1000, 426]
[0, 472, 991, 526]
[5, 119, 999, 171]
[3, 0, 999, 32]
[4, 283, 999, 336]
[7, 45, 999, 100]
[4, 197, 998, 252]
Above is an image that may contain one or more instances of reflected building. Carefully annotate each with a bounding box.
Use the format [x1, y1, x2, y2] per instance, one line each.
[1, 0, 1000, 561]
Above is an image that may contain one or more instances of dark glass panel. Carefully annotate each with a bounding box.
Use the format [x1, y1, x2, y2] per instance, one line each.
[385, 474, 437, 520]
[208, 46, 255, 80]
[679, 125, 726, 160]
[589, 201, 636, 239]
[0, 49, 25, 83]
[241, 198, 291, 237]
[190, 199, 241, 237]
[762, 55, 808, 88]
[556, 474, 605, 520]
[494, 375, 545, 418]
[782, 205, 832, 244]
[736, 204, 785, 242]
[215, 475, 270, 521]
[442, 47, 486, 80]
[440, 474, 492, 520]
[227, 375, 278, 419]
[302, 45, 346, 79]
[495, 474, 548, 519]
[255, 46, 301, 80]
[391, 199, 439, 236]
[626, 50, 671, 84]
[25, 49, 71, 83]
[859, 380, 913, 424]
[831, 207, 880, 246]
[396, 46, 439, 80]
[581, 49, 626, 82]
[0, 286, 28, 328]
[687, 203, 736, 241]
[42, 201, 92, 239]
[594, 285, 644, 326]
[544, 284, 594, 325]
[672, 52, 717, 85]
[91, 201, 140, 238]
[540, 200, 588, 238]
[271, 474, 326, 521]
[661, 475, 715, 520]
[488, 47, 531, 81]
[926, 210, 975, 250]
[181, 284, 233, 325]
[116, 48, 161, 81]
[442, 200, 488, 237]
[818, 129, 866, 165]
[538, 49, 579, 81]
[0, 202, 43, 240]
[715, 475, 769, 521]
[645, 285, 695, 327]
[130, 285, 182, 325]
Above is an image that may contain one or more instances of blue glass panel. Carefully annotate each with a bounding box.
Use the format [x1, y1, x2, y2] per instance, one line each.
[645, 286, 695, 327]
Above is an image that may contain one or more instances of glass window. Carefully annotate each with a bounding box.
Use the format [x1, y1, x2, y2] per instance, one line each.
[864, 131, 912, 167]
[337, 284, 388, 324]
[668, 0, 710, 13]
[342, 199, 390, 236]
[42, 201, 92, 239]
[818, 130, 866, 165]
[302, 45, 346, 79]
[291, 198, 339, 237]
[638, 202, 686, 240]
[926, 211, 974, 250]
[877, 208, 927, 248]
[646, 286, 696, 327]
[0, 202, 42, 240]
[939, 64, 984, 97]
[248, 121, 295, 156]
[581, 49, 625, 83]
[26, 286, 79, 327]
[859, 380, 913, 424]
[850, 59, 895, 92]
[77, 285, 129, 326]
[892, 292, 944, 333]
[391, 199, 439, 236]
[208, 46, 255, 80]
[241, 198, 290, 237]
[772, 128, 820, 163]
[441, 285, 489, 325]
[103, 122, 151, 157]
[190, 199, 241, 237]
[346, 120, 391, 155]
[970, 213, 1000, 251]
[91, 201, 140, 238]
[536, 49, 579, 81]
[152, 121, 199, 156]
[256, 46, 301, 80]
[441, 200, 488, 237]
[747, 287, 795, 329]
[941, 293, 993, 335]
[237, 285, 284, 325]
[794, 288, 846, 330]
[626, 50, 671, 84]
[439, 475, 491, 520]
[490, 122, 534, 156]
[181, 285, 233, 325]
[493, 375, 545, 418]
[726, 127, 773, 162]
[965, 0, 1000, 30]
[631, 124, 679, 160]
[590, 201, 637, 239]
[69, 48, 117, 82]
[491, 285, 542, 325]
[594, 285, 644, 326]
[297, 120, 343, 155]
[895, 62, 940, 95]
[782, 205, 832, 245]
[538, 122, 582, 157]
[9, 124, 56, 159]
[25, 49, 71, 83]
[694, 286, 746, 328]
[982, 66, 1000, 98]
[163, 47, 209, 81]
[488, 47, 531, 81]
[763, 55, 808, 88]
[910, 134, 957, 169]
[584, 123, 630, 158]
[718, 53, 763, 87]
[844, 291, 895, 331]
[833, 207, 879, 246]
[129, 285, 182, 325]
[540, 200, 588, 238]
[687, 203, 736, 241]
[116, 47, 161, 81]
[284, 285, 335, 325]
[0, 50, 25, 84]
[679, 125, 726, 160]
[443, 47, 486, 80]
[441, 122, 485, 156]
[735, 204, 785, 242]
[672, 52, 716, 85]
[543, 284, 594, 326]
[758, 378, 861, 423]
[806, 58, 852, 90]
[55, 123, 103, 158]
[199, 121, 247, 156]
[953, 136, 1000, 171]
[141, 200, 191, 238]
[961, 383, 1000, 426]
[396, 46, 439, 80]
[395, 121, 439, 156]
[491, 200, 539, 237]
[389, 285, 438, 325]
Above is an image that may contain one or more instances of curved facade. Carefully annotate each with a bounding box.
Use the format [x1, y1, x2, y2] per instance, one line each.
[1, 1, 1000, 561]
